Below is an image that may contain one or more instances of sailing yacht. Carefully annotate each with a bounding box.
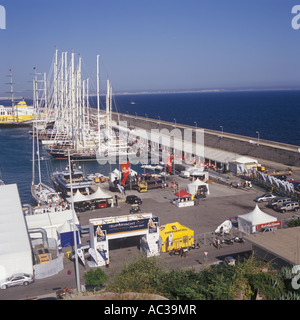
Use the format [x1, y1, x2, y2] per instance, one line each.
[32, 49, 141, 162]
[97, 79, 141, 163]
[31, 75, 63, 206]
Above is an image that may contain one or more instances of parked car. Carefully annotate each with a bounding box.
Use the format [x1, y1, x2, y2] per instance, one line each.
[224, 256, 236, 266]
[259, 227, 273, 233]
[267, 197, 291, 208]
[276, 201, 299, 213]
[0, 273, 34, 289]
[254, 193, 276, 203]
[129, 204, 141, 214]
[125, 195, 142, 205]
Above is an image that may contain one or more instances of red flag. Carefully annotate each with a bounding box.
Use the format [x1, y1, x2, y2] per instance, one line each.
[166, 156, 174, 174]
[121, 161, 130, 185]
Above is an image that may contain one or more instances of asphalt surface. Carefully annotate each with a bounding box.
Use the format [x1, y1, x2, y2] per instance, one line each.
[0, 169, 299, 300]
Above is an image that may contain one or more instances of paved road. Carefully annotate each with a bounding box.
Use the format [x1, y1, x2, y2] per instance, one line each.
[0, 174, 298, 300]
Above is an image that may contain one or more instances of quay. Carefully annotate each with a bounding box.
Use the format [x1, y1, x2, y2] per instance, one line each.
[0, 114, 300, 300]
[110, 112, 300, 167]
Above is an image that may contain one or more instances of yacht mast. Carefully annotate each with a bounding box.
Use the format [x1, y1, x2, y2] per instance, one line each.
[32, 68, 36, 186]
[106, 78, 111, 141]
[8, 69, 16, 122]
[97, 55, 100, 146]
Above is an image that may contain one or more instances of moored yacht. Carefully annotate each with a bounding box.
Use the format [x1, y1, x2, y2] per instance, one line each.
[52, 165, 93, 198]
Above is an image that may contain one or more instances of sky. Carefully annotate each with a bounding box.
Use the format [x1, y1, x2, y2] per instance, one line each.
[1, 0, 300, 96]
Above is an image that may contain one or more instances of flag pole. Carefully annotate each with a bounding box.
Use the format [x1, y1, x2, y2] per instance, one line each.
[68, 149, 81, 293]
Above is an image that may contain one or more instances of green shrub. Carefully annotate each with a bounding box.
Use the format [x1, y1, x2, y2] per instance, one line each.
[287, 219, 300, 228]
[83, 268, 109, 289]
[107, 255, 165, 295]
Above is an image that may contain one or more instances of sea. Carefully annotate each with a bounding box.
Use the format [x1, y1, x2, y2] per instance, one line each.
[0, 90, 299, 204]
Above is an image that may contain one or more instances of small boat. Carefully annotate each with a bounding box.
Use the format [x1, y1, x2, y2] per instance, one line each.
[141, 164, 156, 170]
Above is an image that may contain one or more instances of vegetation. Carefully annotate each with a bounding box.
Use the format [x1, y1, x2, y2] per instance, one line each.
[287, 218, 300, 228]
[83, 255, 300, 300]
[83, 268, 108, 290]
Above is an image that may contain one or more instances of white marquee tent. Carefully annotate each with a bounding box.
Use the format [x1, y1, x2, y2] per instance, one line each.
[187, 178, 210, 195]
[66, 189, 89, 203]
[86, 186, 113, 201]
[25, 209, 79, 242]
[0, 184, 33, 279]
[66, 187, 113, 204]
[237, 204, 277, 234]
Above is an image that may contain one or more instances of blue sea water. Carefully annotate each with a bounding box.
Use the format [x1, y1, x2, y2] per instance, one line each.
[113, 90, 300, 146]
[0, 90, 299, 204]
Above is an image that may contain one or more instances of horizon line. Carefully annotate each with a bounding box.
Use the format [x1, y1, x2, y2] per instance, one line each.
[1, 86, 300, 100]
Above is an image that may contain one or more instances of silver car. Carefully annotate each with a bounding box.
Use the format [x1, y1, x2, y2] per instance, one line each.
[254, 193, 276, 203]
[0, 273, 34, 289]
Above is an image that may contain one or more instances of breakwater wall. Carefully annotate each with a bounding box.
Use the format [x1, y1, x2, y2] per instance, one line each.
[111, 112, 300, 167]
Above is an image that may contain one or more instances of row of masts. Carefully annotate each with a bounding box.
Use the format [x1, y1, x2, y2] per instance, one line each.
[32, 49, 115, 160]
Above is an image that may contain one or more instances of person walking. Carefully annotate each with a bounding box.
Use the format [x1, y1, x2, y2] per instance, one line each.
[179, 247, 183, 258]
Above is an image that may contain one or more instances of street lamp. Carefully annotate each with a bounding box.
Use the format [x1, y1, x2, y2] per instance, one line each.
[194, 121, 197, 130]
[220, 125, 223, 138]
[256, 131, 260, 145]
[173, 118, 176, 127]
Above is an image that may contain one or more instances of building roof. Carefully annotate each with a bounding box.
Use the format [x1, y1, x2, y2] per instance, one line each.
[0, 184, 33, 278]
[0, 184, 31, 256]
[245, 226, 300, 265]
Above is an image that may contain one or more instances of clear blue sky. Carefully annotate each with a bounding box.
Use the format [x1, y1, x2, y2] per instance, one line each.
[1, 0, 300, 96]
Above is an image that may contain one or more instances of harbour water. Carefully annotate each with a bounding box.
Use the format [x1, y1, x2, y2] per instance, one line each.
[0, 90, 299, 204]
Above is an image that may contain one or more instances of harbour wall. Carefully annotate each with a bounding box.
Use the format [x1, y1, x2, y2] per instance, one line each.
[110, 112, 300, 167]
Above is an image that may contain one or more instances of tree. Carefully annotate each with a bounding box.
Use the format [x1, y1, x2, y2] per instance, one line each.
[83, 268, 108, 289]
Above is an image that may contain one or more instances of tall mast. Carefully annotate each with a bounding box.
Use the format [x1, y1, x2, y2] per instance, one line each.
[32, 68, 36, 186]
[43, 72, 48, 117]
[8, 69, 16, 122]
[86, 78, 90, 133]
[82, 79, 86, 148]
[106, 78, 111, 140]
[71, 51, 76, 149]
[54, 48, 58, 110]
[97, 55, 100, 146]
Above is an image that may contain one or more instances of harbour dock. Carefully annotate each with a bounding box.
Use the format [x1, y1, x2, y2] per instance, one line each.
[110, 111, 300, 167]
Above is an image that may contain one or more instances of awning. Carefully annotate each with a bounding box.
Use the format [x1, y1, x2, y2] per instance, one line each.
[174, 189, 192, 198]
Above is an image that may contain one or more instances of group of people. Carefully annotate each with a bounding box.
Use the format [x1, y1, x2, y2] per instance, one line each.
[179, 247, 188, 258]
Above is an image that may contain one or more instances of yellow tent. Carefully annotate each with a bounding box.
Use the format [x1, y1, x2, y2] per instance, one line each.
[159, 222, 194, 252]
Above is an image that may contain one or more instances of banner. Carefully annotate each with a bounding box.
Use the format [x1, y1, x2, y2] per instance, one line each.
[77, 248, 85, 266]
[166, 156, 174, 174]
[97, 248, 107, 262]
[256, 220, 281, 231]
[121, 161, 130, 186]
[88, 248, 98, 264]
[94, 216, 159, 238]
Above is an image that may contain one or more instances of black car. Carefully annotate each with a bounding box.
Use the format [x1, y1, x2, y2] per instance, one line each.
[126, 195, 143, 205]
